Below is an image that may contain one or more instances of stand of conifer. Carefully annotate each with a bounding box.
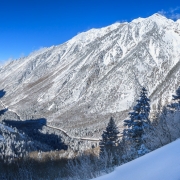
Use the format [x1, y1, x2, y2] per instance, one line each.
[123, 87, 150, 149]
[99, 117, 119, 156]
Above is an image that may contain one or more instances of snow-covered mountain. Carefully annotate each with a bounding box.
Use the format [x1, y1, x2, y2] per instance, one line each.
[0, 13, 180, 136]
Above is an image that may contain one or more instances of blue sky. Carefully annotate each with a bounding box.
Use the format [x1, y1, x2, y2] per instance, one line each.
[0, 0, 180, 63]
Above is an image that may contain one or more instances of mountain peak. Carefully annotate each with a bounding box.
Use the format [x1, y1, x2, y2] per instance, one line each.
[148, 13, 170, 21]
[1, 13, 180, 137]
[150, 13, 166, 18]
[131, 13, 174, 26]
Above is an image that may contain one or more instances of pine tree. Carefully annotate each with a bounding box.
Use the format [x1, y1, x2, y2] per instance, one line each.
[123, 87, 150, 147]
[168, 86, 180, 110]
[172, 86, 180, 101]
[99, 117, 119, 154]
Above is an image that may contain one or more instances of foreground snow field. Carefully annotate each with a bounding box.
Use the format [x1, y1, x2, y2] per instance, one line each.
[93, 139, 180, 180]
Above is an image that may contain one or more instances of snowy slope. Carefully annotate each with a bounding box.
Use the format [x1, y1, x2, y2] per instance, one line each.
[0, 13, 180, 137]
[93, 139, 180, 180]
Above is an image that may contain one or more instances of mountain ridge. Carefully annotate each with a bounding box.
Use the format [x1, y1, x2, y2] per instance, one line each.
[0, 13, 180, 137]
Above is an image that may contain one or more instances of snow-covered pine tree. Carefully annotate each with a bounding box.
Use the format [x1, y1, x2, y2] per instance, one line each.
[99, 117, 119, 155]
[123, 87, 151, 148]
[172, 86, 180, 101]
[168, 86, 180, 110]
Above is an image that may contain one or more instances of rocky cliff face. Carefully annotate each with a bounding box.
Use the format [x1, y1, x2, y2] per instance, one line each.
[0, 14, 180, 136]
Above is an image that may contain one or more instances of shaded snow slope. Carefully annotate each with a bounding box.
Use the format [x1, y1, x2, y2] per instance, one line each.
[0, 14, 180, 137]
[93, 139, 180, 180]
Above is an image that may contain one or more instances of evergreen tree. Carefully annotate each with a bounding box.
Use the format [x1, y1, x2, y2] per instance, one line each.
[123, 87, 150, 147]
[172, 86, 180, 101]
[168, 86, 180, 110]
[99, 117, 119, 154]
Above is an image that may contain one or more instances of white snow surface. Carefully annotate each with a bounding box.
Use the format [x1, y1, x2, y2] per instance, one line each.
[93, 139, 180, 180]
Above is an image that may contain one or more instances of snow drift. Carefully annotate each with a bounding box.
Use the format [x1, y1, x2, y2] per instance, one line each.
[93, 139, 180, 180]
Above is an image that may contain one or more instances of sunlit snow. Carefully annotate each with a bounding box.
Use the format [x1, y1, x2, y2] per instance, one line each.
[93, 139, 180, 180]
